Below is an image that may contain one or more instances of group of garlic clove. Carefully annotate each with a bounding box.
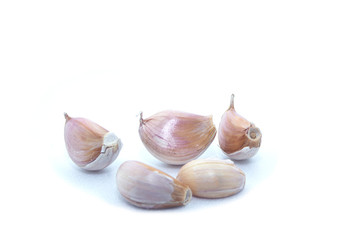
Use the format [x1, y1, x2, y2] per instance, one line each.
[115, 159, 245, 209]
[139, 94, 261, 164]
[63, 94, 261, 209]
[63, 94, 261, 170]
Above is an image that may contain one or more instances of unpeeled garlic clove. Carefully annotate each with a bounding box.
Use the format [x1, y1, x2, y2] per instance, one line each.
[116, 160, 192, 209]
[176, 159, 246, 198]
[64, 113, 122, 171]
[218, 94, 262, 160]
[138, 111, 217, 165]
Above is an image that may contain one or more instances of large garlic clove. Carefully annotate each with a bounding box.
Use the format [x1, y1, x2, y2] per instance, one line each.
[116, 160, 192, 209]
[64, 113, 122, 171]
[176, 159, 246, 198]
[139, 111, 217, 165]
[218, 94, 262, 160]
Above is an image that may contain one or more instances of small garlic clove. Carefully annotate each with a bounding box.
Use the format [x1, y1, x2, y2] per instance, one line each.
[218, 94, 262, 160]
[176, 159, 246, 198]
[64, 113, 122, 171]
[116, 160, 192, 209]
[139, 111, 217, 165]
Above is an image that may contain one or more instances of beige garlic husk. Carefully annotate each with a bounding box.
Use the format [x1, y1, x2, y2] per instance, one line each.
[139, 111, 217, 165]
[116, 160, 192, 209]
[218, 94, 262, 160]
[176, 159, 246, 198]
[64, 113, 122, 171]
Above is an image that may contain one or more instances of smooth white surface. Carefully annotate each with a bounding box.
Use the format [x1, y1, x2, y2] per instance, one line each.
[0, 0, 359, 239]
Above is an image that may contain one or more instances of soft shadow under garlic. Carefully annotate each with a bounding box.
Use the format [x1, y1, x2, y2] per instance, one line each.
[232, 150, 277, 191]
[53, 153, 121, 206]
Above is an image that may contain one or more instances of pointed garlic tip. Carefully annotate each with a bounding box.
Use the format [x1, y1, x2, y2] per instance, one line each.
[138, 110, 217, 165]
[64, 112, 71, 122]
[64, 114, 122, 171]
[229, 93, 235, 110]
[116, 161, 192, 209]
[176, 159, 246, 198]
[218, 94, 262, 160]
[139, 111, 144, 125]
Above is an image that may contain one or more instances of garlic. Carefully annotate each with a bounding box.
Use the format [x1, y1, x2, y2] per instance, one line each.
[218, 94, 262, 160]
[64, 113, 122, 171]
[139, 111, 217, 165]
[116, 160, 192, 209]
[176, 159, 246, 198]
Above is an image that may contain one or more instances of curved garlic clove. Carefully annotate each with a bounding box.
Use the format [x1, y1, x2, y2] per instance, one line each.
[218, 94, 262, 160]
[64, 113, 122, 171]
[139, 111, 217, 165]
[116, 160, 192, 209]
[176, 159, 246, 198]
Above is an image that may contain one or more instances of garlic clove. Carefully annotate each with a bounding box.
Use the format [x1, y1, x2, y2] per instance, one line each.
[218, 94, 262, 160]
[139, 111, 217, 165]
[176, 159, 246, 198]
[64, 113, 122, 171]
[116, 160, 192, 209]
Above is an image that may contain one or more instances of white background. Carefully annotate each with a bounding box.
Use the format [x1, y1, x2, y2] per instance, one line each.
[1, 0, 359, 239]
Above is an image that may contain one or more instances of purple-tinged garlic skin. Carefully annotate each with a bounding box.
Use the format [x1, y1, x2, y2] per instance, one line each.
[64, 113, 122, 170]
[139, 111, 217, 165]
[218, 94, 262, 160]
[176, 159, 246, 198]
[116, 161, 192, 209]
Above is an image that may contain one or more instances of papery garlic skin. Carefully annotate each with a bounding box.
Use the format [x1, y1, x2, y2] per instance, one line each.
[218, 94, 262, 160]
[176, 159, 245, 198]
[64, 113, 122, 171]
[116, 160, 192, 209]
[139, 111, 217, 165]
